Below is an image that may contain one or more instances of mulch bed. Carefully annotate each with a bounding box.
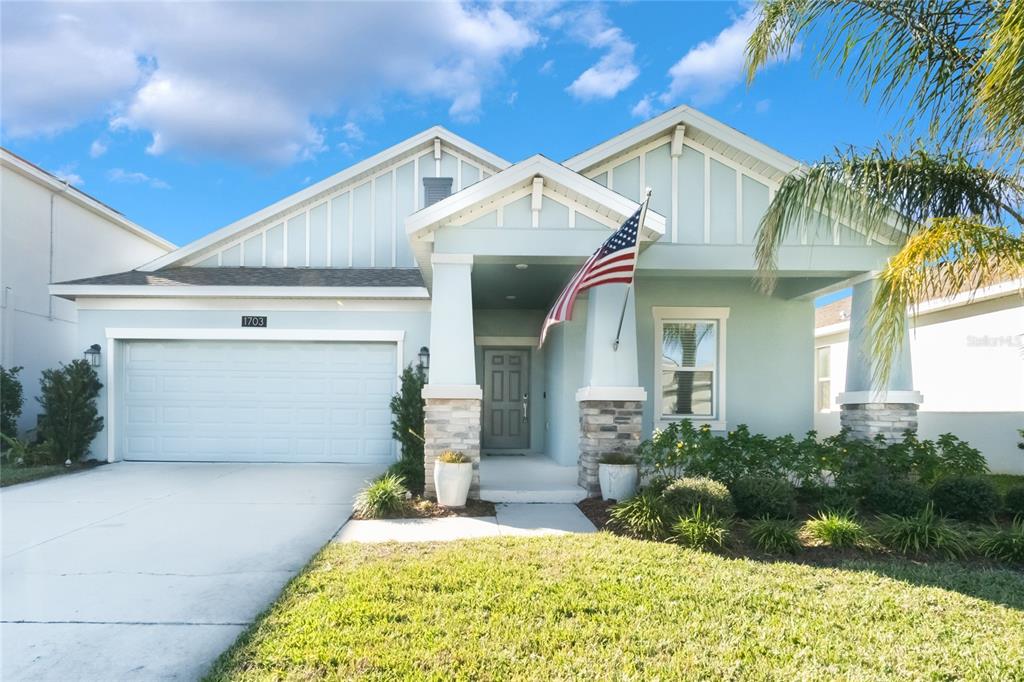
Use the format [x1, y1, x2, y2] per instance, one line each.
[577, 497, 613, 530]
[352, 497, 496, 520]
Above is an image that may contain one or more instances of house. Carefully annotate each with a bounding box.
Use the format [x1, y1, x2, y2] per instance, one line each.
[49, 107, 916, 501]
[1, 149, 175, 434]
[815, 279, 1024, 474]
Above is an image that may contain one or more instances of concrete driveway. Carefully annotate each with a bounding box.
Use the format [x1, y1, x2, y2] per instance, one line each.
[1, 461, 385, 681]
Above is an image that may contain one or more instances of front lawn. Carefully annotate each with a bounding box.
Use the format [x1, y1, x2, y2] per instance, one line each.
[207, 534, 1024, 680]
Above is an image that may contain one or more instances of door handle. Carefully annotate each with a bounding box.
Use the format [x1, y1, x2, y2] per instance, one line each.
[522, 393, 529, 422]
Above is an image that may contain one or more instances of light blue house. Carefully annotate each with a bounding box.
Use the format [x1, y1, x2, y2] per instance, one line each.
[52, 107, 915, 501]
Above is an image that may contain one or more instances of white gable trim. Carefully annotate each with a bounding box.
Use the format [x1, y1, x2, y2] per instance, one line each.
[139, 127, 509, 272]
[564, 105, 801, 179]
[1, 149, 175, 252]
[405, 155, 666, 240]
[50, 284, 430, 300]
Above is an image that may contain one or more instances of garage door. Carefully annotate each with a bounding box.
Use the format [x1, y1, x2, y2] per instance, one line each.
[121, 340, 397, 462]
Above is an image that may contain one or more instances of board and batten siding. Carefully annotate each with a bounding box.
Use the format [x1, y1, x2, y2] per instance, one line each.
[585, 135, 872, 246]
[190, 146, 493, 269]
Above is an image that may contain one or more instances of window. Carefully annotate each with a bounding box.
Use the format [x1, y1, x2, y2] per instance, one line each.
[815, 346, 832, 411]
[653, 307, 728, 429]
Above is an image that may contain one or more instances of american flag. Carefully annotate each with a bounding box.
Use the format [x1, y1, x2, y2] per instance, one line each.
[539, 198, 647, 347]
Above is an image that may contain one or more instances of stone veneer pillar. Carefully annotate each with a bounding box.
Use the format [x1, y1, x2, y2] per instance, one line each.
[422, 389, 482, 500]
[577, 388, 645, 496]
[838, 278, 922, 442]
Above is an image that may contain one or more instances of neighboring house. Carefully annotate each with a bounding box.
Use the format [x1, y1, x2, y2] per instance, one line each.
[1, 149, 175, 434]
[50, 107, 917, 500]
[815, 280, 1024, 474]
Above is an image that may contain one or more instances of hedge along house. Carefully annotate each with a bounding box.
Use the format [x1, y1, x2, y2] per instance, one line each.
[51, 107, 914, 502]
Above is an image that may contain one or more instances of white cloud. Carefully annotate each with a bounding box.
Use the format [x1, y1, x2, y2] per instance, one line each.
[89, 139, 108, 158]
[339, 122, 364, 142]
[107, 167, 170, 189]
[539, 59, 555, 75]
[53, 164, 83, 186]
[563, 7, 638, 101]
[755, 98, 772, 113]
[634, 7, 797, 116]
[1, 2, 538, 165]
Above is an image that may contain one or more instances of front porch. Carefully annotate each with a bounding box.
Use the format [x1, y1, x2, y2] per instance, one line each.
[479, 453, 586, 503]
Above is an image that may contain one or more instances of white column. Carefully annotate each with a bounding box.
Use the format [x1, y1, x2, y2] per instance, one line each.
[838, 277, 922, 441]
[424, 254, 478, 393]
[576, 283, 645, 400]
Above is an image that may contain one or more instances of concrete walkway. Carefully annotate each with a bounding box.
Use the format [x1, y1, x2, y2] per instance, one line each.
[2, 461, 385, 682]
[335, 502, 596, 543]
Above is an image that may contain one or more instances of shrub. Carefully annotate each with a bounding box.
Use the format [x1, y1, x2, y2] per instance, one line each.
[1004, 485, 1024, 518]
[437, 450, 469, 464]
[662, 476, 735, 519]
[0, 434, 56, 466]
[669, 505, 729, 550]
[976, 518, 1024, 565]
[802, 510, 872, 549]
[609, 489, 670, 540]
[862, 479, 929, 516]
[876, 503, 970, 558]
[1, 365, 24, 440]
[599, 452, 635, 465]
[386, 458, 424, 496]
[730, 476, 796, 519]
[353, 474, 408, 519]
[37, 360, 103, 462]
[748, 518, 802, 555]
[930, 476, 1001, 521]
[389, 364, 425, 494]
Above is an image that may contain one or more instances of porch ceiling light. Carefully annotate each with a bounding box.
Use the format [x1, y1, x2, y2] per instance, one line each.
[505, 295, 517, 300]
[515, 263, 528, 270]
[83, 343, 101, 368]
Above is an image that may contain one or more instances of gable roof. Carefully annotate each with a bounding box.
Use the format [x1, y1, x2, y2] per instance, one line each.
[1, 148, 176, 252]
[563, 105, 802, 183]
[139, 127, 509, 272]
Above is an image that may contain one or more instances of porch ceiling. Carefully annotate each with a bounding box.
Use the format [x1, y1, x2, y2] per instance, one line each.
[471, 262, 578, 310]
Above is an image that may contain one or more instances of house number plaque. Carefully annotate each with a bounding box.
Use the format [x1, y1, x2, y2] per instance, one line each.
[241, 316, 268, 328]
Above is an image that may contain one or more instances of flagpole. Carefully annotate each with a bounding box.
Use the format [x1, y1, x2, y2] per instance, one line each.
[612, 187, 651, 351]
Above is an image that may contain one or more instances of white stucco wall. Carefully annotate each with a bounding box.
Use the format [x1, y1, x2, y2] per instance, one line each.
[815, 293, 1024, 474]
[1, 164, 171, 433]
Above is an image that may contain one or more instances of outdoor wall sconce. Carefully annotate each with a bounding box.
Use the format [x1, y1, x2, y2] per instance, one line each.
[418, 346, 430, 371]
[84, 343, 102, 368]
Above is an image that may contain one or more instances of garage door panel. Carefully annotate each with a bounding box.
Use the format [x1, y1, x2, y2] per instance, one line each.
[122, 340, 396, 463]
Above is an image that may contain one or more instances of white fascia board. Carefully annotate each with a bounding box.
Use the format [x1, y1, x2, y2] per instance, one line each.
[563, 105, 802, 176]
[139, 127, 509, 271]
[405, 154, 666, 240]
[1, 149, 176, 252]
[49, 284, 430, 300]
[106, 328, 405, 342]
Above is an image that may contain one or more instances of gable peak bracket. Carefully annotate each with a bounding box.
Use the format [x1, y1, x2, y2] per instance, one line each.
[671, 125, 687, 158]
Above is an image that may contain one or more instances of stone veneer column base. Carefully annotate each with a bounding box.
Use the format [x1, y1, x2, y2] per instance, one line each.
[578, 400, 643, 496]
[423, 397, 481, 500]
[839, 403, 920, 443]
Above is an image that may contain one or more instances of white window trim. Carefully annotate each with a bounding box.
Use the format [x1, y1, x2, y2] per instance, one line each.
[652, 306, 729, 431]
[815, 345, 832, 413]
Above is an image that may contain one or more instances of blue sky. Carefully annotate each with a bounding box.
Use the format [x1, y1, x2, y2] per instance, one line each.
[1, 0, 901, 258]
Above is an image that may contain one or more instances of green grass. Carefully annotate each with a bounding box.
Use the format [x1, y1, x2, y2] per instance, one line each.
[989, 474, 1024, 496]
[206, 534, 1024, 681]
[0, 462, 97, 487]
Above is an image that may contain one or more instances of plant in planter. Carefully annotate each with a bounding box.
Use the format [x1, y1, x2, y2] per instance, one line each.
[434, 450, 472, 507]
[598, 452, 639, 501]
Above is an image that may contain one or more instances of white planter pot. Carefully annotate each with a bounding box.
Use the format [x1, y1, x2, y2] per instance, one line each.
[598, 463, 638, 501]
[434, 460, 473, 507]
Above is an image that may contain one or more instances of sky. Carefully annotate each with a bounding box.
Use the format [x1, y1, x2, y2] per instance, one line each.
[1, 0, 903, 261]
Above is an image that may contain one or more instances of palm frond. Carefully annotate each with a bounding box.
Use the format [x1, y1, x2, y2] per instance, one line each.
[755, 145, 1024, 291]
[746, 0, 994, 149]
[869, 217, 1024, 384]
[977, 0, 1024, 156]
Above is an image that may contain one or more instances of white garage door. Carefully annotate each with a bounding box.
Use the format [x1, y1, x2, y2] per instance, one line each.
[121, 340, 397, 462]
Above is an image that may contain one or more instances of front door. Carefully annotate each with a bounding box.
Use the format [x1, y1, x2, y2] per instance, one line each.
[482, 348, 530, 450]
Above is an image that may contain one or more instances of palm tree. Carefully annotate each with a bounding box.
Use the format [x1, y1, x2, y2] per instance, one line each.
[745, 0, 1024, 381]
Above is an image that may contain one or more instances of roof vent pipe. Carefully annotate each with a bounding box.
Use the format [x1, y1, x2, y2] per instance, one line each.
[423, 177, 454, 207]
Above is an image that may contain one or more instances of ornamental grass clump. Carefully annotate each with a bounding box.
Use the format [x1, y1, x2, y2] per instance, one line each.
[876, 503, 970, 559]
[353, 474, 408, 519]
[437, 450, 469, 464]
[802, 510, 872, 549]
[977, 518, 1024, 566]
[669, 505, 730, 551]
[609, 489, 670, 540]
[748, 518, 802, 555]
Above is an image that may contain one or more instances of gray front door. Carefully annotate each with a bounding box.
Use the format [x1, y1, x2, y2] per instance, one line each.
[482, 349, 530, 450]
